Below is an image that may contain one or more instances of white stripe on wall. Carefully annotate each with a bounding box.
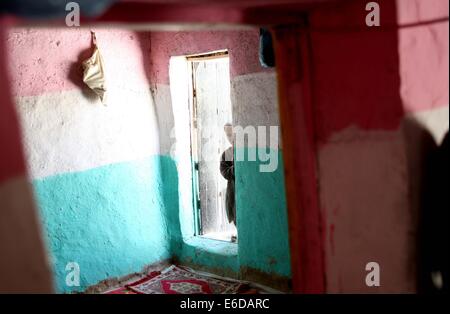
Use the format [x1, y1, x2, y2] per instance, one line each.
[16, 71, 284, 179]
[16, 86, 160, 179]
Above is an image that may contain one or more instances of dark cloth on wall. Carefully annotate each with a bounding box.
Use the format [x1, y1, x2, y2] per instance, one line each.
[220, 147, 236, 225]
[259, 28, 275, 68]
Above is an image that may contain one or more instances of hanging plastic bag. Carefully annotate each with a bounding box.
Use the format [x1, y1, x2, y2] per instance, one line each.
[82, 32, 107, 104]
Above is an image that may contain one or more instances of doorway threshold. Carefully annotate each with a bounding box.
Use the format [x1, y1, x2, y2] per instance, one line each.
[200, 231, 237, 243]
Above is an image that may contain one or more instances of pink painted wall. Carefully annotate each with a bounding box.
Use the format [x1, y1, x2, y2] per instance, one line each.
[310, 0, 448, 143]
[310, 0, 402, 142]
[149, 29, 271, 85]
[8, 28, 152, 97]
[397, 0, 449, 113]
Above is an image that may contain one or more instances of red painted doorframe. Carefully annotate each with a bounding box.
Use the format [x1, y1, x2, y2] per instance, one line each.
[272, 24, 325, 293]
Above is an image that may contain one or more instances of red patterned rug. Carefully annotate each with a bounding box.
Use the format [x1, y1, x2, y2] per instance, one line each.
[127, 265, 243, 294]
[105, 265, 250, 294]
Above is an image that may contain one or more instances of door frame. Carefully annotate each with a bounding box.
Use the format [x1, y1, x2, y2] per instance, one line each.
[186, 50, 232, 237]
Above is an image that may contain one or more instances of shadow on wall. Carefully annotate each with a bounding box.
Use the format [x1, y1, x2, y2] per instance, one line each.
[402, 118, 437, 291]
[413, 127, 449, 293]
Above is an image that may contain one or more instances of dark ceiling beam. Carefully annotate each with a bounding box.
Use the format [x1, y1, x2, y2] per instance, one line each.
[84, 1, 338, 26]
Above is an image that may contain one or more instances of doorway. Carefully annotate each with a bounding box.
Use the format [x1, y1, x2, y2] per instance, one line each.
[187, 50, 237, 242]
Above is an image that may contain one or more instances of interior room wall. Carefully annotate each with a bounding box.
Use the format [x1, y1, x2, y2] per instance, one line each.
[6, 27, 292, 292]
[7, 28, 171, 292]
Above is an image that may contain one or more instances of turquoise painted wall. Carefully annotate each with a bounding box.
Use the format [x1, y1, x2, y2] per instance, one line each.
[170, 147, 291, 279]
[235, 148, 291, 277]
[33, 156, 175, 293]
[33, 149, 290, 292]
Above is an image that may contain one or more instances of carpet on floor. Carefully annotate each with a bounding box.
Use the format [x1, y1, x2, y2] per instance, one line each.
[104, 265, 262, 294]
